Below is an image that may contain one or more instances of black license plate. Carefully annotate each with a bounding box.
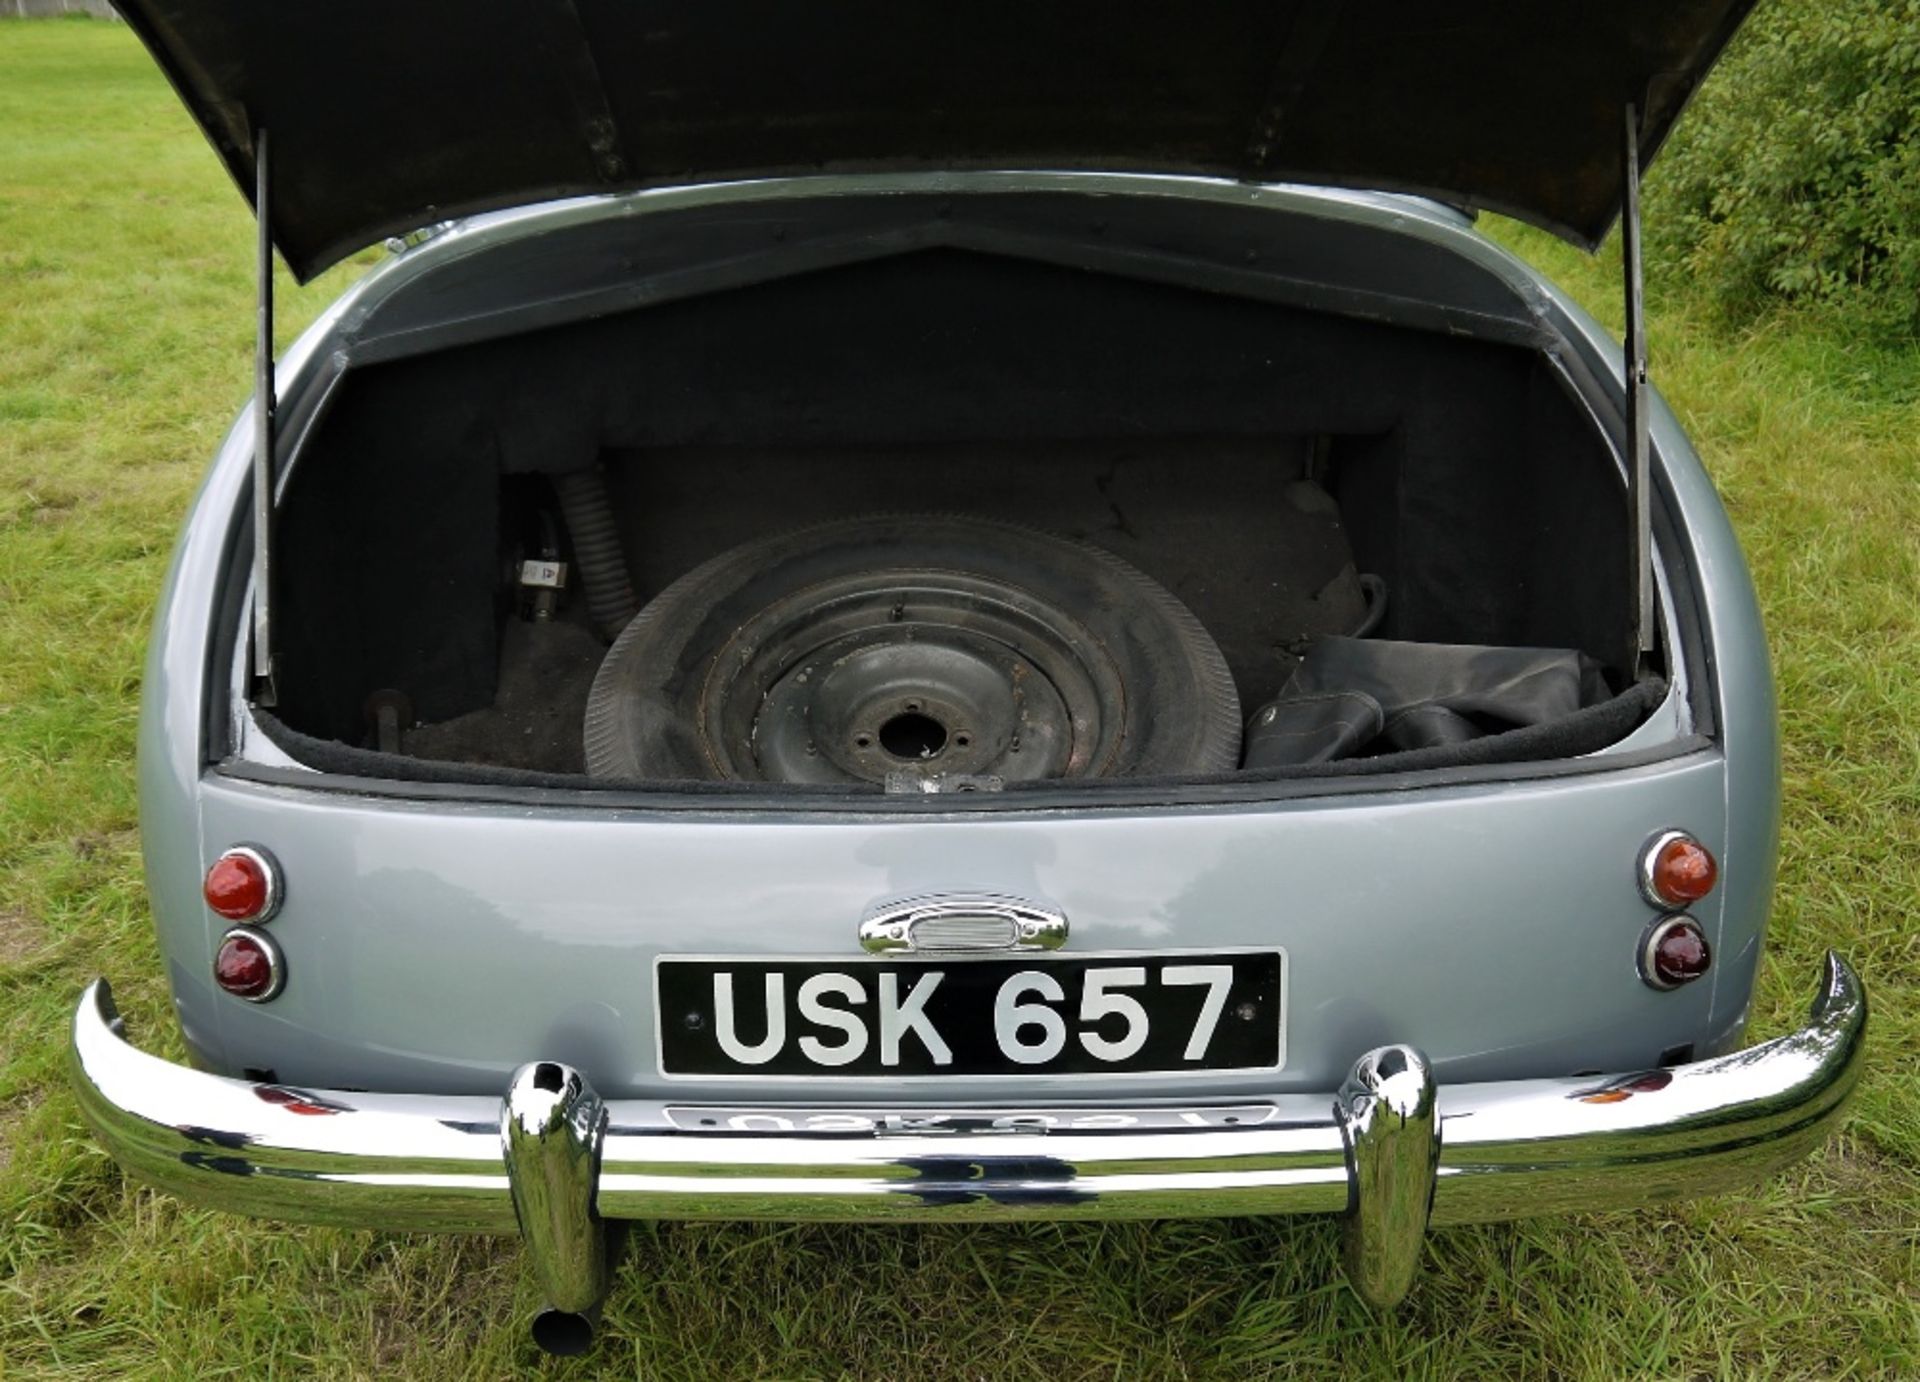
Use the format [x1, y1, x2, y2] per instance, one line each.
[655, 951, 1285, 1078]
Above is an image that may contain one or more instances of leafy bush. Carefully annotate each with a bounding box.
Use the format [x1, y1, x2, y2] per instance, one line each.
[1649, 0, 1920, 339]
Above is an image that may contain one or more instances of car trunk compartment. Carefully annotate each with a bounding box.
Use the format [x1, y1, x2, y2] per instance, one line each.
[264, 247, 1645, 788]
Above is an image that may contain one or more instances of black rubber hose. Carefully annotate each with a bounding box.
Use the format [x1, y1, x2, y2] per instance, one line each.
[553, 469, 639, 640]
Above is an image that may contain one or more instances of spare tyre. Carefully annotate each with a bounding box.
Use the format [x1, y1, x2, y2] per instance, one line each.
[583, 515, 1240, 784]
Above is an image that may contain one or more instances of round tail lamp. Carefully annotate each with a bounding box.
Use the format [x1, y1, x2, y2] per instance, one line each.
[1639, 831, 1717, 909]
[1639, 915, 1712, 990]
[214, 926, 285, 1002]
[204, 845, 282, 922]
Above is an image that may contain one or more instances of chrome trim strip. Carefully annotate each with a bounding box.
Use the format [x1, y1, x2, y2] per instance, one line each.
[69, 954, 1863, 1260]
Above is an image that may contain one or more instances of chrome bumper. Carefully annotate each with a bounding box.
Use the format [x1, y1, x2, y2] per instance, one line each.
[71, 954, 1863, 1317]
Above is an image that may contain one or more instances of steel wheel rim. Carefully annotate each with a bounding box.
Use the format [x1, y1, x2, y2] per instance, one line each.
[696, 569, 1129, 784]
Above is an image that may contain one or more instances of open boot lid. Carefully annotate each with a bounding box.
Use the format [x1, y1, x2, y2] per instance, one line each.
[121, 0, 1755, 282]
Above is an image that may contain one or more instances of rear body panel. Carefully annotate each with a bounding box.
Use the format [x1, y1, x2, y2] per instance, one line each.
[137, 175, 1779, 1102]
[175, 752, 1733, 1097]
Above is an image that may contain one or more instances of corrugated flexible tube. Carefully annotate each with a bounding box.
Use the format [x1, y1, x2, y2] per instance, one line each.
[553, 469, 640, 641]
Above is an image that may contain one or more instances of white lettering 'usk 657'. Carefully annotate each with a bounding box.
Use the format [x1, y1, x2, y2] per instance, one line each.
[707, 965, 1236, 1069]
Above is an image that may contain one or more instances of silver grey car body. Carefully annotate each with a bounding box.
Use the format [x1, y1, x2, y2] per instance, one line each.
[73, 0, 1865, 1347]
[156, 174, 1764, 1096]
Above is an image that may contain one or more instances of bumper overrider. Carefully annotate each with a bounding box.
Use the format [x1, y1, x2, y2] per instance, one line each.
[71, 955, 1863, 1337]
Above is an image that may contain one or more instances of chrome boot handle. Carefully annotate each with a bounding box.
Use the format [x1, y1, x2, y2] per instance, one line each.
[858, 893, 1069, 954]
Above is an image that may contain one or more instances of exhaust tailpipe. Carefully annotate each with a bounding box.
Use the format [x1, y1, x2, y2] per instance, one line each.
[531, 1305, 599, 1357]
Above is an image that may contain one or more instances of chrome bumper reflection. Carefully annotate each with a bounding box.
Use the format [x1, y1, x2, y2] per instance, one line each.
[70, 954, 1863, 1311]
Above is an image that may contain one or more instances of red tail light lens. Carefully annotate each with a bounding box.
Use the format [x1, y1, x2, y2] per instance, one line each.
[204, 846, 281, 922]
[1640, 916, 1712, 990]
[1640, 831, 1717, 908]
[214, 927, 285, 1001]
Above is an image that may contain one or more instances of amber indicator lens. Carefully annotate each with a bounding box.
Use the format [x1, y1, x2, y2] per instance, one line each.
[203, 848, 277, 921]
[214, 930, 280, 1000]
[1642, 917, 1712, 990]
[1644, 833, 1717, 907]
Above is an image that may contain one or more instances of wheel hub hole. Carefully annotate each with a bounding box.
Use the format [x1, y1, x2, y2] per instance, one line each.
[878, 711, 948, 759]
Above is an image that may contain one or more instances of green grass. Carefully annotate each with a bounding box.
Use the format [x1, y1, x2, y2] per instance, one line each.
[3, 18, 1916, 1379]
